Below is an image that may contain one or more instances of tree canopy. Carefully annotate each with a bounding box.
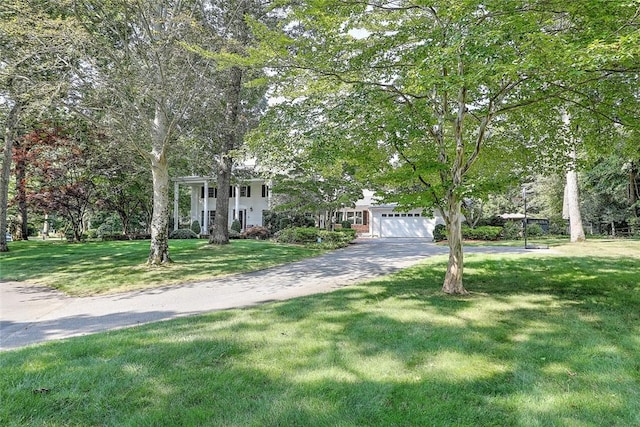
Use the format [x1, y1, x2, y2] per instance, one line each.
[248, 0, 640, 293]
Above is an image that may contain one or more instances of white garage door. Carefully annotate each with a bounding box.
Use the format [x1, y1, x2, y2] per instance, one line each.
[380, 216, 435, 238]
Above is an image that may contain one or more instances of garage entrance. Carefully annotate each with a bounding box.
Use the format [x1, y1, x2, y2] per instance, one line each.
[379, 214, 436, 239]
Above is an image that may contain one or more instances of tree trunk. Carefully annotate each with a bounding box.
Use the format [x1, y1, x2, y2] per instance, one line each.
[15, 158, 28, 240]
[208, 64, 244, 245]
[209, 156, 231, 245]
[0, 103, 21, 252]
[147, 150, 171, 264]
[565, 147, 585, 243]
[147, 100, 171, 264]
[43, 213, 49, 237]
[630, 161, 639, 217]
[442, 192, 467, 294]
[441, 79, 469, 295]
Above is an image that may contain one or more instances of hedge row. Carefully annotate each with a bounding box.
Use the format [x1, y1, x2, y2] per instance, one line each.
[274, 227, 356, 248]
[462, 225, 503, 241]
[434, 225, 507, 242]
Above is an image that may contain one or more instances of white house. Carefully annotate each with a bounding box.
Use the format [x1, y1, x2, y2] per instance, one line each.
[172, 178, 445, 239]
[172, 176, 271, 234]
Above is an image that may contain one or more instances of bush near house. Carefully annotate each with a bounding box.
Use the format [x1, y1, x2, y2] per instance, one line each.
[230, 220, 242, 233]
[524, 222, 544, 237]
[462, 225, 503, 241]
[241, 226, 271, 240]
[501, 221, 521, 240]
[274, 227, 355, 248]
[190, 221, 201, 235]
[169, 229, 199, 239]
[433, 224, 447, 242]
[435, 225, 503, 241]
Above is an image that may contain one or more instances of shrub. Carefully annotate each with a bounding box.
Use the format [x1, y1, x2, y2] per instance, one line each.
[273, 227, 354, 248]
[479, 216, 506, 227]
[228, 229, 243, 239]
[433, 224, 447, 241]
[85, 229, 99, 239]
[273, 227, 297, 244]
[525, 222, 544, 237]
[169, 228, 198, 239]
[241, 226, 270, 240]
[277, 217, 291, 231]
[629, 216, 640, 237]
[548, 216, 568, 235]
[462, 225, 502, 241]
[501, 221, 521, 240]
[293, 227, 320, 243]
[101, 233, 129, 241]
[230, 220, 242, 233]
[335, 228, 357, 239]
[64, 229, 76, 242]
[340, 221, 352, 229]
[317, 230, 354, 248]
[190, 220, 201, 235]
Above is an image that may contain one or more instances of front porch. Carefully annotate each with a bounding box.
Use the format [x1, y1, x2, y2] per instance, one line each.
[172, 176, 271, 234]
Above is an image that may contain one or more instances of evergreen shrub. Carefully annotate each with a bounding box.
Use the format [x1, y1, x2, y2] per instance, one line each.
[501, 221, 521, 240]
[169, 229, 198, 239]
[190, 221, 201, 235]
[462, 225, 502, 241]
[231, 220, 242, 233]
[525, 223, 544, 237]
[433, 224, 447, 241]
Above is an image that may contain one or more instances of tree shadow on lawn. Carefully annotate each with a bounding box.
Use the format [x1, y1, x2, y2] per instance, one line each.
[1, 254, 638, 426]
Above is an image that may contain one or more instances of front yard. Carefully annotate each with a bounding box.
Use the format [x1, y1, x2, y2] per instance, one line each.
[0, 240, 638, 425]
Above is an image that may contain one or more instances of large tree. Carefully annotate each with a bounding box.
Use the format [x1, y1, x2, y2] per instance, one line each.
[74, 0, 215, 263]
[0, 0, 82, 251]
[251, 0, 639, 293]
[184, 0, 269, 245]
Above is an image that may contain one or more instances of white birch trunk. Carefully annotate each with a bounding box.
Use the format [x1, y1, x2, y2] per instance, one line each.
[147, 104, 172, 264]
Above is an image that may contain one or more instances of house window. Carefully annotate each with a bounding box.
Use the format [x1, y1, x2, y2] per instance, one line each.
[382, 214, 387, 217]
[229, 185, 251, 197]
[339, 211, 366, 225]
[261, 184, 269, 198]
[200, 187, 217, 198]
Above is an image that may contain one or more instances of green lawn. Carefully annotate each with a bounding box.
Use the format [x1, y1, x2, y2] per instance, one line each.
[0, 239, 323, 296]
[1, 240, 638, 426]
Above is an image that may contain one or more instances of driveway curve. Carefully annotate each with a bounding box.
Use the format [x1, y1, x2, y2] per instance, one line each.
[1, 238, 532, 351]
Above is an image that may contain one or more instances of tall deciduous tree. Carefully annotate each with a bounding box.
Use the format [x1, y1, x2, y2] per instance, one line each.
[23, 125, 96, 242]
[185, 0, 269, 245]
[74, 0, 213, 263]
[251, 0, 639, 293]
[0, 0, 82, 251]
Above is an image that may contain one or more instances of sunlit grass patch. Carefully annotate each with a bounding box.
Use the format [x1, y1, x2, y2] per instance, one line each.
[0, 239, 323, 295]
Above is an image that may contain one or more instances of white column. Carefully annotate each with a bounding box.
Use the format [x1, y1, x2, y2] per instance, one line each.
[173, 181, 179, 231]
[203, 180, 209, 234]
[234, 184, 240, 220]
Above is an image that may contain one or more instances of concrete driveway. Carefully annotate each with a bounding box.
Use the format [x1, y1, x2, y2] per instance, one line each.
[0, 239, 530, 351]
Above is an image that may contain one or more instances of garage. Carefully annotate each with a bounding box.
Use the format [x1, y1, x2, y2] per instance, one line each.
[378, 213, 438, 239]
